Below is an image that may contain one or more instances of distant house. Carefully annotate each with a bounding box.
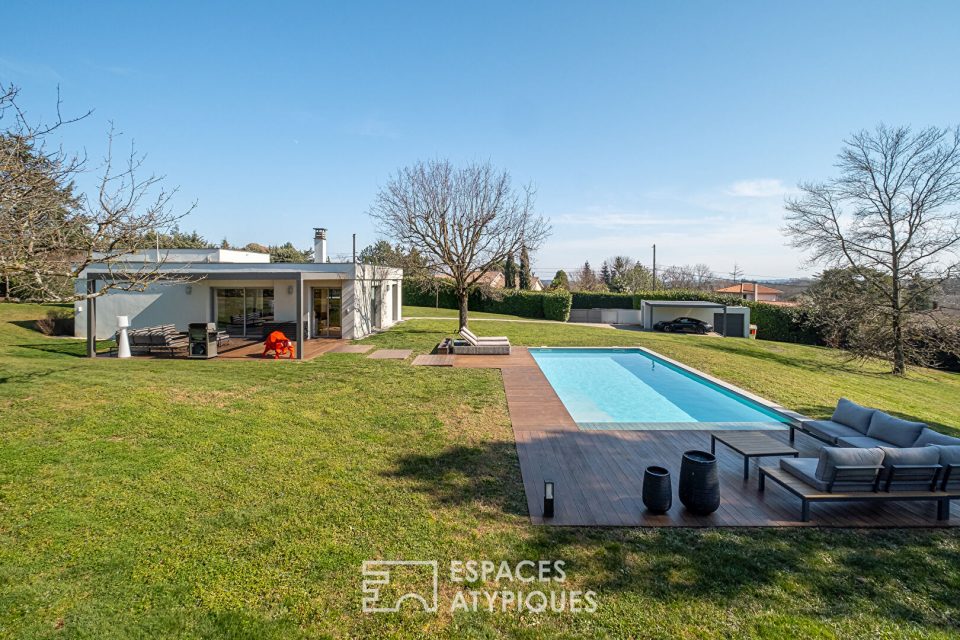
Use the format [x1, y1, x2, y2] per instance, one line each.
[435, 270, 543, 291]
[434, 270, 506, 288]
[715, 282, 783, 302]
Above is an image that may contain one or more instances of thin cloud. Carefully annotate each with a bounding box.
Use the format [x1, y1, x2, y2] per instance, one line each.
[0, 57, 61, 82]
[724, 178, 793, 198]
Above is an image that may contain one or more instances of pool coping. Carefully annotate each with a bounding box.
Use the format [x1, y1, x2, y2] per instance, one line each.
[527, 346, 810, 428]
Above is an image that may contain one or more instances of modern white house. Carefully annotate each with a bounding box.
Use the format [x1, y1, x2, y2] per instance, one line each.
[74, 229, 403, 359]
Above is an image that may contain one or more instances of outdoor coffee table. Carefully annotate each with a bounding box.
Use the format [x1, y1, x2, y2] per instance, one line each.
[710, 432, 798, 481]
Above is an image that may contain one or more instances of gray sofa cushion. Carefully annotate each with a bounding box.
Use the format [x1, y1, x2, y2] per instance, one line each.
[832, 398, 875, 434]
[878, 446, 941, 479]
[914, 428, 960, 447]
[780, 458, 829, 491]
[836, 435, 890, 449]
[933, 445, 960, 466]
[803, 420, 862, 444]
[815, 446, 884, 480]
[866, 412, 927, 448]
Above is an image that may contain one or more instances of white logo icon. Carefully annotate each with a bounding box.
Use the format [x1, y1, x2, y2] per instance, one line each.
[361, 560, 439, 613]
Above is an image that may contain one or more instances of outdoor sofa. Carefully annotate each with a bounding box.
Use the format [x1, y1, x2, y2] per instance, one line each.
[763, 398, 960, 521]
[452, 327, 511, 355]
[791, 398, 960, 449]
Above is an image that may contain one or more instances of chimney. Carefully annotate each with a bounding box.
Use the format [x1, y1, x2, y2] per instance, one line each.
[313, 228, 327, 263]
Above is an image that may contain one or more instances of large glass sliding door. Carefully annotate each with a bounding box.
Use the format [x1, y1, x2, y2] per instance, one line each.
[312, 288, 342, 337]
[216, 288, 275, 337]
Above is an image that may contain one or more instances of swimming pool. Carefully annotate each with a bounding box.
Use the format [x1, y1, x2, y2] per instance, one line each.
[529, 348, 790, 431]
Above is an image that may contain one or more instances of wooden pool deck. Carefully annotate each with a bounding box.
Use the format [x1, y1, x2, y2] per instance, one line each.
[454, 347, 959, 528]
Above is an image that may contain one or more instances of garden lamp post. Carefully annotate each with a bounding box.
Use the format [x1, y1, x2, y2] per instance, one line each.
[117, 316, 131, 359]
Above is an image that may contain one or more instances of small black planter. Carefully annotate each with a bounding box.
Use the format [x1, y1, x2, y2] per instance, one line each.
[642, 466, 672, 514]
[678, 450, 720, 515]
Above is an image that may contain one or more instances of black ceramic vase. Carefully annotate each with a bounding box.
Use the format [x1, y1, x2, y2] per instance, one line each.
[678, 450, 720, 515]
[642, 466, 672, 514]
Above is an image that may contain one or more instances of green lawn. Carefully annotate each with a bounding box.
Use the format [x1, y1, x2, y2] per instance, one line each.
[1, 302, 959, 639]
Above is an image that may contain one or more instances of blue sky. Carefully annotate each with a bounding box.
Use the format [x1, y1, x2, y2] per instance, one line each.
[4, 1, 959, 279]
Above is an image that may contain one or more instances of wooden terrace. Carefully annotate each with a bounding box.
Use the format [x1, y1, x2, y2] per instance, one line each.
[455, 347, 959, 528]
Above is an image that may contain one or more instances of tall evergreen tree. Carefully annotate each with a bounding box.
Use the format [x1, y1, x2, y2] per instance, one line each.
[503, 253, 517, 289]
[519, 245, 532, 290]
[551, 269, 569, 290]
[600, 261, 612, 287]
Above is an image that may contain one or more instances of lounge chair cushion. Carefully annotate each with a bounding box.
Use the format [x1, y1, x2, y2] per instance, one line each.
[831, 398, 875, 434]
[780, 458, 829, 492]
[866, 412, 927, 448]
[913, 428, 960, 447]
[459, 327, 508, 343]
[815, 446, 884, 481]
[878, 446, 940, 480]
[803, 420, 862, 444]
[836, 435, 890, 449]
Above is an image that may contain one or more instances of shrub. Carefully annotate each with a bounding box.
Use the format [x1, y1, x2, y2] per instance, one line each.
[543, 290, 573, 321]
[35, 309, 74, 336]
[472, 290, 545, 318]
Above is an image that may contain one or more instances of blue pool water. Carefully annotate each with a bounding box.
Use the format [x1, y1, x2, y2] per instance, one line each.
[529, 348, 789, 430]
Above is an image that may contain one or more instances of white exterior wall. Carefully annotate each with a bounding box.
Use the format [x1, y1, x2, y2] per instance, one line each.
[346, 266, 403, 339]
[75, 279, 209, 339]
[76, 265, 403, 341]
[75, 278, 300, 339]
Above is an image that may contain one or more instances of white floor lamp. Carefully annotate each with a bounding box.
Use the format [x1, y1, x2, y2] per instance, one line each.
[117, 315, 131, 358]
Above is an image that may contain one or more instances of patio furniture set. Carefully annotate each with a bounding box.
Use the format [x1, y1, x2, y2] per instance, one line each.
[760, 398, 960, 522]
[639, 399, 960, 524]
[111, 323, 231, 357]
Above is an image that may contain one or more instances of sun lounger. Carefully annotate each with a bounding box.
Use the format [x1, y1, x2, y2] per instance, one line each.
[459, 326, 509, 344]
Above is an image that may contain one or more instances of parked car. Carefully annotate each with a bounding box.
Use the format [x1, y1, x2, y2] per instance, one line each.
[653, 317, 713, 334]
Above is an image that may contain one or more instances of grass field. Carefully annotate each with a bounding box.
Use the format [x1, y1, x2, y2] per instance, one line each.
[1, 302, 959, 639]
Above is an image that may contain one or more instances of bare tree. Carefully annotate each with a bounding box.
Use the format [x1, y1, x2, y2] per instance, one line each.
[0, 83, 193, 302]
[692, 263, 714, 290]
[785, 124, 960, 374]
[370, 160, 549, 327]
[728, 262, 744, 286]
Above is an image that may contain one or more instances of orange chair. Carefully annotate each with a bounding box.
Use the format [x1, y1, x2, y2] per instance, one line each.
[262, 330, 296, 359]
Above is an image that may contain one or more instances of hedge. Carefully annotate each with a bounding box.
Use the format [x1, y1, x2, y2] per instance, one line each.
[542, 290, 573, 322]
[403, 279, 818, 344]
[570, 292, 636, 309]
[403, 279, 571, 321]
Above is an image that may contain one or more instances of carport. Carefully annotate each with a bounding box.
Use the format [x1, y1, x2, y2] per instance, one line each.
[637, 300, 751, 337]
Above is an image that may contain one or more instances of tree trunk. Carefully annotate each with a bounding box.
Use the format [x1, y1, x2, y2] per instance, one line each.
[457, 290, 469, 329]
[890, 251, 906, 375]
[891, 308, 906, 375]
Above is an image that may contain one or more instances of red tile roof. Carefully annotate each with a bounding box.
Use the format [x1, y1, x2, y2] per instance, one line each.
[715, 283, 783, 295]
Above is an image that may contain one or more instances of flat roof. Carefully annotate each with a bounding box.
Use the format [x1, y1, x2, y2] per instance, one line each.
[82, 262, 403, 280]
[639, 299, 746, 309]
